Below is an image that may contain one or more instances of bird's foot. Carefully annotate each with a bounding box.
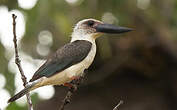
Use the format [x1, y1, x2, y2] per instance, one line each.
[64, 76, 84, 92]
[70, 76, 80, 80]
[63, 83, 73, 88]
[64, 83, 77, 92]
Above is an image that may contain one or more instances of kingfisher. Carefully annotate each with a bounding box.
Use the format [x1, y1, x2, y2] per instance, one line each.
[8, 19, 132, 103]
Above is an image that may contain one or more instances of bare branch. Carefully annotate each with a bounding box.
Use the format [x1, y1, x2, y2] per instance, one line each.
[12, 14, 33, 110]
[59, 76, 84, 110]
[113, 100, 123, 110]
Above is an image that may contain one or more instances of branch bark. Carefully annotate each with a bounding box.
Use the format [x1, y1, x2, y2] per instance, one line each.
[113, 100, 123, 110]
[12, 14, 33, 110]
[59, 76, 84, 110]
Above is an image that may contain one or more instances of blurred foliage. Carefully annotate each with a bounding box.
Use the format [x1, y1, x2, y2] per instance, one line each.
[1, 0, 177, 110]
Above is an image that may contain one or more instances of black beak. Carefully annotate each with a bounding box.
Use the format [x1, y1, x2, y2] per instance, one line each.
[95, 23, 133, 34]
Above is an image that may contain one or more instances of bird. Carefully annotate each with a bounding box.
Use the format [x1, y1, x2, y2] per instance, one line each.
[8, 18, 132, 103]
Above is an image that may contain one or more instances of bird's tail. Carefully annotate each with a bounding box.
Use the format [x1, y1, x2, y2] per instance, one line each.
[8, 82, 36, 103]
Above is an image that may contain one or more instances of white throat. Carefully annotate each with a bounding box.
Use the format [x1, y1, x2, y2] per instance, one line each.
[70, 31, 96, 44]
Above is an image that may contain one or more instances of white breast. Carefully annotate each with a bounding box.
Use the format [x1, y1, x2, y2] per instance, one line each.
[66, 42, 96, 77]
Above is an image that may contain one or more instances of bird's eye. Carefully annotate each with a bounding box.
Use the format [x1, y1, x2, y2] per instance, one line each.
[87, 20, 95, 27]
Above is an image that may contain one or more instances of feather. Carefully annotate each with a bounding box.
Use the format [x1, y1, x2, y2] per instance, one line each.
[30, 40, 92, 82]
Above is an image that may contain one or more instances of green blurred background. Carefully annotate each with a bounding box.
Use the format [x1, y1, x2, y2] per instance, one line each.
[0, 0, 177, 110]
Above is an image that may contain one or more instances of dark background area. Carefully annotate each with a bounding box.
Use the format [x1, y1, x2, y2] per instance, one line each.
[1, 0, 177, 110]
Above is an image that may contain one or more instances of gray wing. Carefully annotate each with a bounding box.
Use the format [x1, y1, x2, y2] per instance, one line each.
[29, 40, 92, 82]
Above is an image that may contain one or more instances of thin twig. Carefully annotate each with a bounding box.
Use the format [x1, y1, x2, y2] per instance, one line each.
[113, 100, 123, 110]
[59, 76, 84, 110]
[12, 14, 33, 110]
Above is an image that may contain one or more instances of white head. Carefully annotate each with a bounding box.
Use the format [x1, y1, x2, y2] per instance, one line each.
[71, 18, 132, 42]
